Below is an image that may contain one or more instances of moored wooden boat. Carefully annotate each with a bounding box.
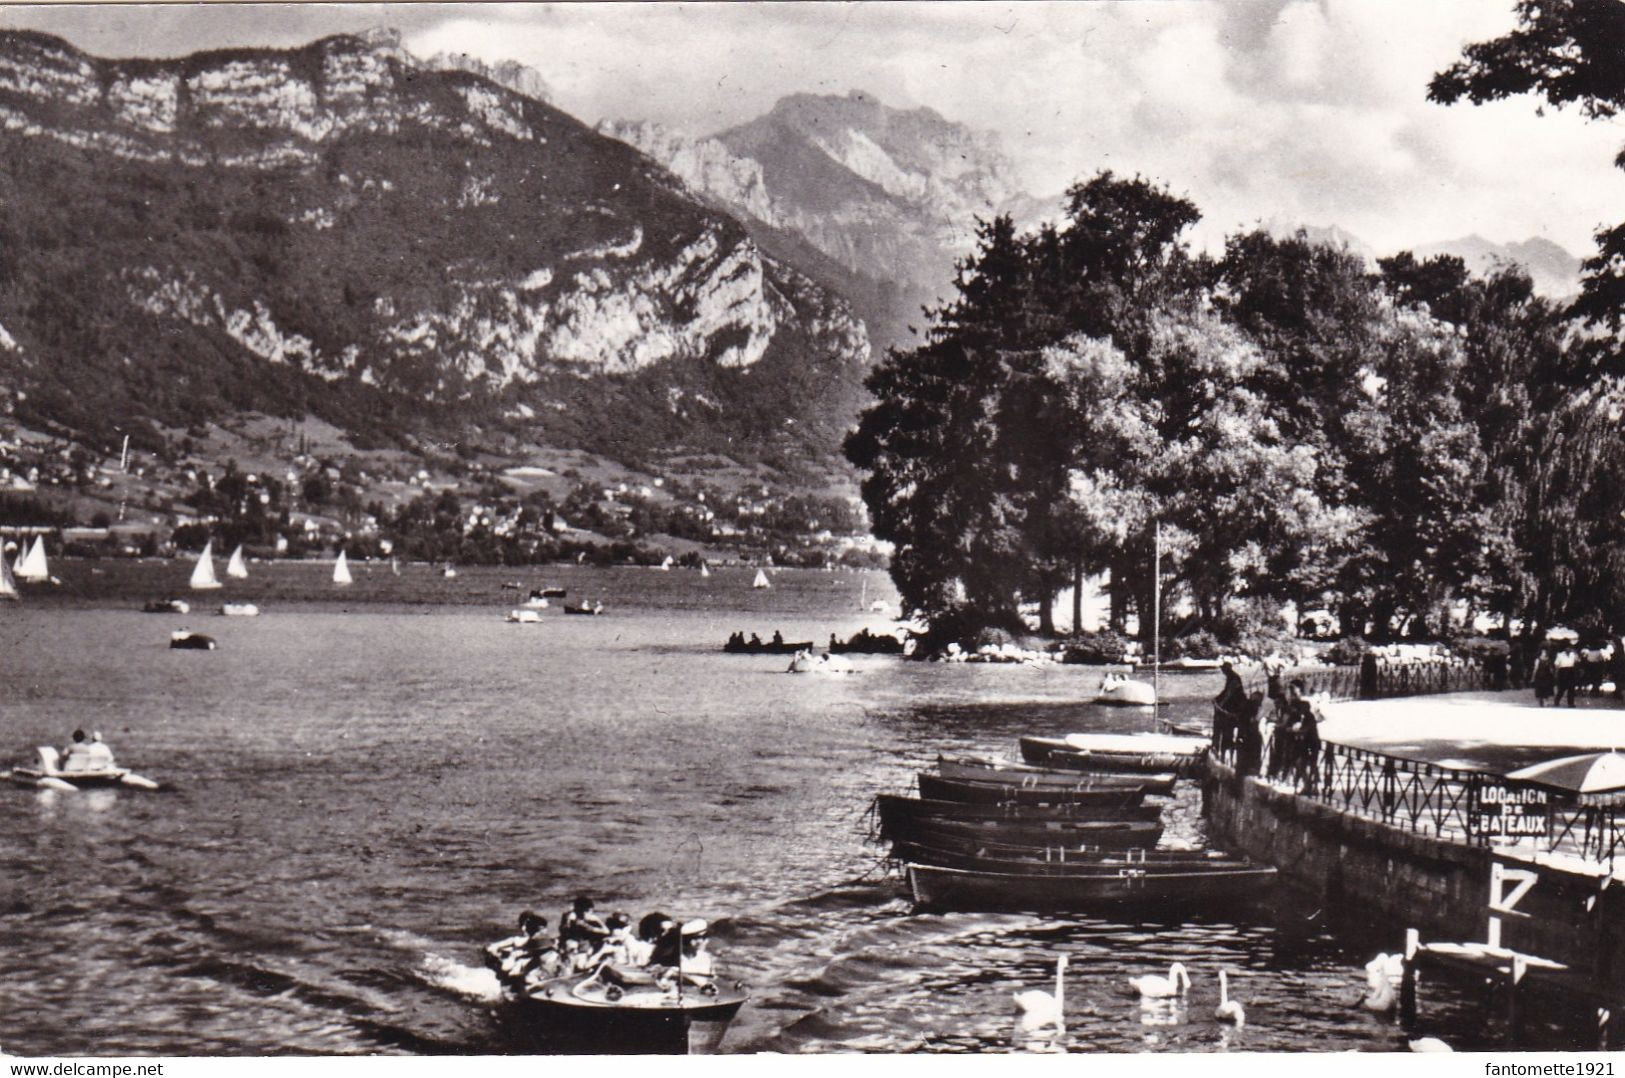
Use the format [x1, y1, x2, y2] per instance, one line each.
[143, 598, 190, 614]
[916, 773, 1150, 808]
[935, 754, 1177, 794]
[877, 794, 1163, 825]
[169, 630, 217, 650]
[1019, 735, 1206, 775]
[891, 840, 1258, 876]
[876, 806, 1164, 849]
[722, 639, 814, 655]
[906, 861, 1278, 912]
[501, 971, 748, 1055]
[888, 824, 1226, 864]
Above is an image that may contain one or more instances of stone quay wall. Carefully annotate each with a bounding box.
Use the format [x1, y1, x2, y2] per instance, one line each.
[1203, 757, 1625, 997]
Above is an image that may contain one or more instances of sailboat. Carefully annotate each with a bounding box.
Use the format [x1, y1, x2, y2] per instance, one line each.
[189, 541, 223, 590]
[699, 562, 710, 578]
[659, 556, 674, 571]
[334, 550, 353, 586]
[14, 536, 48, 583]
[226, 545, 249, 579]
[752, 568, 770, 590]
[0, 546, 18, 600]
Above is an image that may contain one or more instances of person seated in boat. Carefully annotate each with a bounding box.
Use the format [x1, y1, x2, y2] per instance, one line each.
[749, 633, 763, 648]
[677, 919, 715, 980]
[58, 729, 93, 773]
[559, 897, 611, 969]
[84, 731, 115, 770]
[772, 630, 784, 647]
[485, 911, 560, 985]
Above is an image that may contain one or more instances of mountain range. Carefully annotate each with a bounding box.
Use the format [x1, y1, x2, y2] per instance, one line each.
[0, 27, 1591, 503]
[0, 29, 869, 477]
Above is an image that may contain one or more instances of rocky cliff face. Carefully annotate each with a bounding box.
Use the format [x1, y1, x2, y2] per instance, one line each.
[604, 92, 1049, 352]
[0, 31, 870, 465]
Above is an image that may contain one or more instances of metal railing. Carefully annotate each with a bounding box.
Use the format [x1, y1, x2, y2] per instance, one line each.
[1244, 658, 1495, 703]
[1214, 735, 1625, 869]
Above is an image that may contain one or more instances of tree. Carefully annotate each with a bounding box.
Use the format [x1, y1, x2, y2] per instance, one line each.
[1430, 0, 1625, 332]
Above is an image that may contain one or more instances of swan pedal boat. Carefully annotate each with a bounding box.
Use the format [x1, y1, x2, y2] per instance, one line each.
[3, 747, 159, 791]
[505, 968, 748, 1055]
[787, 652, 855, 674]
[1094, 677, 1159, 707]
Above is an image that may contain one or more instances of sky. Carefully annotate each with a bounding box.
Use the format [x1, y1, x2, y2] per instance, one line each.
[3, 1, 1622, 256]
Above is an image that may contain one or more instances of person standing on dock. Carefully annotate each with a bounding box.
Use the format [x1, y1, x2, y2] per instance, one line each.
[1533, 648, 1555, 706]
[1285, 680, 1321, 793]
[1212, 660, 1246, 758]
[1554, 645, 1579, 707]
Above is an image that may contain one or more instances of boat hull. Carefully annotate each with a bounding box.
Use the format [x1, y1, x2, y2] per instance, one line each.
[892, 841, 1258, 876]
[934, 755, 1177, 794]
[888, 824, 1229, 864]
[916, 773, 1150, 808]
[501, 979, 746, 1055]
[3, 767, 157, 790]
[876, 809, 1164, 849]
[906, 862, 1278, 912]
[722, 640, 814, 655]
[877, 794, 1163, 824]
[1018, 736, 1206, 776]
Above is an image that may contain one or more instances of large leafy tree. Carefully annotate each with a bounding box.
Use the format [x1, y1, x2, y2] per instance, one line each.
[1430, 0, 1625, 335]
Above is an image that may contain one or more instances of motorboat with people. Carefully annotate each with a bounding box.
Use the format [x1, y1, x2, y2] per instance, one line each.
[787, 650, 855, 674]
[3, 734, 159, 791]
[488, 903, 747, 1054]
[143, 598, 190, 614]
[522, 590, 551, 609]
[169, 629, 217, 650]
[563, 600, 605, 616]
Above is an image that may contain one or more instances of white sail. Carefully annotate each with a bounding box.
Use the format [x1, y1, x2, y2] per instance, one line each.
[190, 541, 222, 590]
[226, 545, 249, 579]
[334, 550, 353, 586]
[699, 563, 710, 578]
[660, 556, 673, 571]
[391, 557, 400, 576]
[15, 536, 48, 582]
[753, 568, 770, 590]
[0, 544, 18, 599]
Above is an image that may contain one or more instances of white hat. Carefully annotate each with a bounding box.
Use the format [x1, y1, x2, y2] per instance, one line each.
[681, 919, 708, 935]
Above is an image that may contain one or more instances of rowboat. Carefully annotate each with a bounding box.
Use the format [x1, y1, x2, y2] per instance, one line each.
[722, 639, 814, 655]
[887, 825, 1230, 865]
[905, 861, 1278, 912]
[1018, 735, 1207, 775]
[143, 598, 190, 614]
[891, 841, 1258, 876]
[563, 601, 605, 616]
[935, 754, 1177, 794]
[877, 794, 1163, 825]
[501, 970, 748, 1054]
[875, 802, 1164, 849]
[169, 630, 217, 650]
[916, 773, 1150, 808]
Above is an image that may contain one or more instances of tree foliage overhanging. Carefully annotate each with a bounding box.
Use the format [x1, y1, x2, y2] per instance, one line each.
[844, 169, 1625, 645]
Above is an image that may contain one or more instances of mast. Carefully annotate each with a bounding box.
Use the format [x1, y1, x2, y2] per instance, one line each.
[1152, 521, 1161, 708]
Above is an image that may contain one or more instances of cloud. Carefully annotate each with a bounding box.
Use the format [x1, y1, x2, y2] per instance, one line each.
[5, 0, 1620, 256]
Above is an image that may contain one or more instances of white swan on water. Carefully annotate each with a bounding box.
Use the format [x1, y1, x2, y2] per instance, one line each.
[1130, 961, 1190, 998]
[1014, 954, 1068, 1033]
[1215, 969, 1245, 1025]
[1361, 953, 1403, 1011]
[1409, 1037, 1452, 1052]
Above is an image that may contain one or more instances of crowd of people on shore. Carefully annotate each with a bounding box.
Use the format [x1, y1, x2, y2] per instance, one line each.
[484, 897, 716, 995]
[1211, 661, 1322, 790]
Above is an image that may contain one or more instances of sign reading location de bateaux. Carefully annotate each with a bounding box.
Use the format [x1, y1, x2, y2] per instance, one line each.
[1469, 782, 1551, 839]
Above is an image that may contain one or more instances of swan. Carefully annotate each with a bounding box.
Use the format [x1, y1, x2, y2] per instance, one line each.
[1014, 954, 1068, 1033]
[1129, 961, 1190, 998]
[1361, 952, 1403, 1012]
[1408, 1037, 1452, 1053]
[1215, 969, 1245, 1025]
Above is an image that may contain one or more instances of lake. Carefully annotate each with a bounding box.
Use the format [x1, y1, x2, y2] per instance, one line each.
[0, 561, 1523, 1053]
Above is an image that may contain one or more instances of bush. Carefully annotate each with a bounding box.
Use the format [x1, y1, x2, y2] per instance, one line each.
[1321, 636, 1370, 666]
[1062, 628, 1138, 665]
[1167, 629, 1223, 660]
